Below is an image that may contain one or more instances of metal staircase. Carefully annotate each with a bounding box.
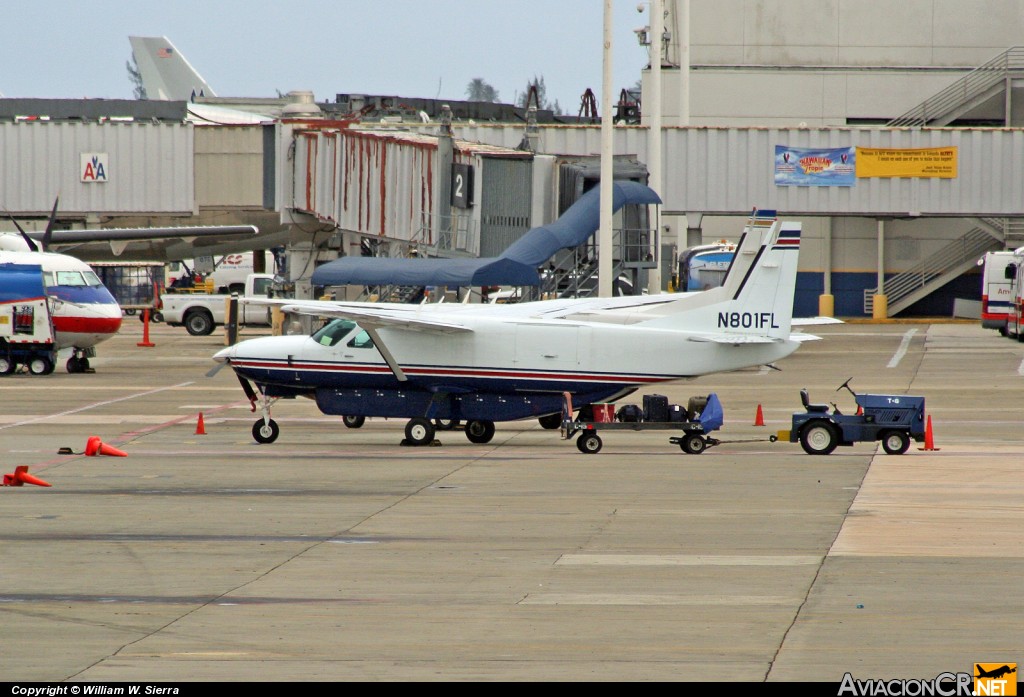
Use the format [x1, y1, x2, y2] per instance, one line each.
[863, 225, 1004, 316]
[888, 47, 1024, 127]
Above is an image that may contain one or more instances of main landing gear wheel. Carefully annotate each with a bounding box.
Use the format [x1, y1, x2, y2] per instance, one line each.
[800, 421, 838, 455]
[252, 418, 280, 444]
[433, 418, 460, 431]
[538, 413, 562, 430]
[66, 356, 90, 374]
[576, 432, 603, 454]
[465, 419, 496, 444]
[404, 417, 436, 446]
[881, 430, 911, 455]
[28, 355, 54, 376]
[342, 415, 366, 429]
[679, 434, 707, 455]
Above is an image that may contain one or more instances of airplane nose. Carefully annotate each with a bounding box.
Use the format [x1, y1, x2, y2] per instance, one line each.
[212, 346, 233, 364]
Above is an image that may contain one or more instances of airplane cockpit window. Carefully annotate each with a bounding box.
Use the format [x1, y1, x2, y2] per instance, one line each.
[347, 330, 375, 349]
[312, 319, 356, 347]
[53, 271, 102, 287]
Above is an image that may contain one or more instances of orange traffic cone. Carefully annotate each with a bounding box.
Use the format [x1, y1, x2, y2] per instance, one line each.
[137, 308, 156, 348]
[2, 466, 51, 487]
[196, 412, 207, 435]
[856, 404, 863, 416]
[84, 436, 128, 457]
[918, 415, 940, 451]
[754, 404, 765, 426]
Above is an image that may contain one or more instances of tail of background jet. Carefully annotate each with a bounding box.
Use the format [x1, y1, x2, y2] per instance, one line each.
[129, 36, 216, 101]
[640, 211, 801, 341]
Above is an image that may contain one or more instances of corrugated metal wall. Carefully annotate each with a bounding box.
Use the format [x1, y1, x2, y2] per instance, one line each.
[478, 157, 532, 257]
[445, 124, 1024, 217]
[0, 121, 194, 214]
[194, 126, 264, 207]
[292, 128, 437, 242]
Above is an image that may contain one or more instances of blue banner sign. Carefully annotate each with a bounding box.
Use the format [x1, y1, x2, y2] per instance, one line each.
[774, 145, 855, 186]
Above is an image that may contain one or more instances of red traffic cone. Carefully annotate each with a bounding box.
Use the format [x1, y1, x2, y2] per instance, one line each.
[137, 308, 155, 348]
[856, 404, 863, 416]
[3, 466, 52, 487]
[85, 436, 128, 457]
[754, 403, 765, 426]
[196, 412, 207, 435]
[918, 415, 940, 451]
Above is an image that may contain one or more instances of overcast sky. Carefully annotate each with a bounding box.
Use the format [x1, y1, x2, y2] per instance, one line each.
[4, 1, 650, 111]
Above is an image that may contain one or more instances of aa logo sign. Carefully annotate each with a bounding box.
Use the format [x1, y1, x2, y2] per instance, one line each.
[81, 153, 109, 182]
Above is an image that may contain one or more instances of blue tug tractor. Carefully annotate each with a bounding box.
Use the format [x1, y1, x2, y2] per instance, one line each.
[788, 378, 926, 456]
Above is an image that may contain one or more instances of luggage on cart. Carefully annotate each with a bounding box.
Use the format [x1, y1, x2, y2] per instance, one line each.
[616, 404, 643, 423]
[643, 394, 670, 422]
[668, 404, 689, 422]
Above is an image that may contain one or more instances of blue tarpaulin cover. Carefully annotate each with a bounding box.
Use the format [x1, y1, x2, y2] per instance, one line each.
[311, 180, 661, 288]
[698, 393, 724, 432]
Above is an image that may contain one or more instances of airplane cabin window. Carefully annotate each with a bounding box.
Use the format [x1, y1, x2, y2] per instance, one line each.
[312, 319, 356, 347]
[347, 330, 375, 349]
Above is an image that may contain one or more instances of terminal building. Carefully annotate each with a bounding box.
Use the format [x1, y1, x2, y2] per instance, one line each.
[2, 0, 1023, 317]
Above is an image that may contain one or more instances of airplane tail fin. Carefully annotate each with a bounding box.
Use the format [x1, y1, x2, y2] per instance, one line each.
[129, 36, 216, 101]
[640, 210, 801, 341]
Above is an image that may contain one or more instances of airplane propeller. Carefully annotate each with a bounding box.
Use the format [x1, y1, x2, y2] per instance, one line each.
[5, 208, 38, 252]
[41, 197, 59, 252]
[4, 196, 59, 253]
[206, 361, 227, 378]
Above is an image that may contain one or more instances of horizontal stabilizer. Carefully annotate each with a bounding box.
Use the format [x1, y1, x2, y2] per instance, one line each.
[685, 333, 781, 345]
[793, 316, 844, 326]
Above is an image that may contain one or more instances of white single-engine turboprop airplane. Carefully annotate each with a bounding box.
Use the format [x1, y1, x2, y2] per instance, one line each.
[213, 210, 811, 446]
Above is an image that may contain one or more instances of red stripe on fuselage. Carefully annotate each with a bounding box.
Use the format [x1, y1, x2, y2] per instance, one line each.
[51, 316, 123, 335]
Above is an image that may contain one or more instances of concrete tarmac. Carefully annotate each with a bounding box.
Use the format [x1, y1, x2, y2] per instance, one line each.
[1, 319, 1022, 682]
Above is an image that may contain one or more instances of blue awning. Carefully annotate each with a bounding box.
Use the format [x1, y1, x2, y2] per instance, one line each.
[311, 180, 661, 288]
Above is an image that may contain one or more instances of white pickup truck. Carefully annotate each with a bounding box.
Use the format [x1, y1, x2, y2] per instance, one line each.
[159, 273, 275, 336]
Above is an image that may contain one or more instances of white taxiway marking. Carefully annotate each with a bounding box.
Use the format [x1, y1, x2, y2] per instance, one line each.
[0, 381, 195, 431]
[887, 329, 918, 368]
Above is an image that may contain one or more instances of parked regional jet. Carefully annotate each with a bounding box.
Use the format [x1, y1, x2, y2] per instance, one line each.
[213, 210, 810, 446]
[1, 202, 259, 372]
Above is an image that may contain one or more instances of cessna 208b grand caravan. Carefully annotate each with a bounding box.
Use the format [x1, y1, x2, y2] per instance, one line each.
[213, 210, 810, 446]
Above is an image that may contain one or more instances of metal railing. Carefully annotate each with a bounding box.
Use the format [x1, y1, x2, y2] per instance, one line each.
[411, 212, 478, 258]
[863, 227, 1002, 315]
[888, 47, 1024, 127]
[539, 226, 658, 298]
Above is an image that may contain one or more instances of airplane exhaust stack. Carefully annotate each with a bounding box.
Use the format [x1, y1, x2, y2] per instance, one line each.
[2, 466, 52, 487]
[196, 412, 207, 435]
[754, 404, 765, 426]
[85, 436, 128, 457]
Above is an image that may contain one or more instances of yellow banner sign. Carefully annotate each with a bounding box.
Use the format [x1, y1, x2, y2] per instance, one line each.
[855, 147, 957, 178]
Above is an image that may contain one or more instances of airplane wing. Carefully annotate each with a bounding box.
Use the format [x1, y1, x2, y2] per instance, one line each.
[41, 225, 261, 262]
[280, 302, 473, 334]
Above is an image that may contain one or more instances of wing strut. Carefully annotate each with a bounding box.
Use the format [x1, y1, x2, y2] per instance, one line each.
[365, 327, 408, 382]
